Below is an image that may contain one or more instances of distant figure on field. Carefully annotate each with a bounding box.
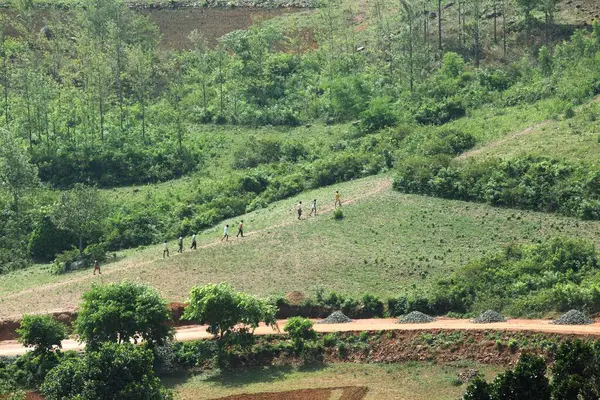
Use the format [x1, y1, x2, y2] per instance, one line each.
[163, 241, 169, 258]
[335, 191, 342, 208]
[237, 220, 244, 238]
[310, 199, 317, 216]
[93, 259, 101, 275]
[190, 233, 197, 250]
[178, 236, 184, 253]
[296, 201, 303, 220]
[222, 224, 229, 241]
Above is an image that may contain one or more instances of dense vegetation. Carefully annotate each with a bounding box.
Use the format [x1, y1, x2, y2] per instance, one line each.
[394, 155, 600, 220]
[387, 236, 600, 318]
[463, 341, 600, 399]
[0, 0, 598, 272]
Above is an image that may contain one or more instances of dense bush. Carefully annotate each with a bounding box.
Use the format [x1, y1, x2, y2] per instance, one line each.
[41, 342, 172, 400]
[284, 317, 317, 350]
[434, 237, 600, 317]
[75, 282, 173, 348]
[463, 354, 550, 400]
[183, 283, 277, 339]
[394, 155, 600, 220]
[16, 315, 67, 354]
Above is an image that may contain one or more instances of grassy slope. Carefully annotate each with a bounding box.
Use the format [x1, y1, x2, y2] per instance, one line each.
[3, 172, 600, 318]
[460, 98, 600, 164]
[165, 362, 503, 400]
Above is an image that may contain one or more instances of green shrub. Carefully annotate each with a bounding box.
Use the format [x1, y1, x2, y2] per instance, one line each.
[75, 282, 173, 348]
[17, 315, 67, 354]
[361, 294, 384, 317]
[284, 317, 317, 343]
[51, 248, 86, 275]
[462, 377, 491, 400]
[434, 237, 600, 316]
[333, 208, 344, 220]
[551, 340, 600, 399]
[41, 342, 172, 400]
[83, 242, 108, 263]
[359, 97, 397, 133]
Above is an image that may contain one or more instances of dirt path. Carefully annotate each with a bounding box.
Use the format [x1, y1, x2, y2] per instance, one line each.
[0, 178, 392, 313]
[2, 317, 600, 357]
[457, 121, 551, 160]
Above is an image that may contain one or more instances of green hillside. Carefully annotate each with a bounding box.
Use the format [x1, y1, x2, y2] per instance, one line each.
[3, 172, 600, 318]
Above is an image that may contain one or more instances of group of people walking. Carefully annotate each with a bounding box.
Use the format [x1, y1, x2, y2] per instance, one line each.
[296, 191, 342, 220]
[162, 191, 342, 257]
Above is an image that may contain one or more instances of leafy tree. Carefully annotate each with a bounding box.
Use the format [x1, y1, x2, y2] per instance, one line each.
[75, 281, 173, 348]
[462, 376, 491, 399]
[41, 342, 172, 400]
[182, 282, 276, 339]
[0, 129, 39, 215]
[551, 340, 600, 399]
[17, 315, 67, 355]
[52, 183, 106, 256]
[491, 354, 550, 399]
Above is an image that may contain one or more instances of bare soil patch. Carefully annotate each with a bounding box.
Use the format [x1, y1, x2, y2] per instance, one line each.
[210, 387, 367, 400]
[139, 7, 304, 50]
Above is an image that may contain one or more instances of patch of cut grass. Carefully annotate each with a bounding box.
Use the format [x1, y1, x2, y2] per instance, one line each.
[164, 362, 504, 400]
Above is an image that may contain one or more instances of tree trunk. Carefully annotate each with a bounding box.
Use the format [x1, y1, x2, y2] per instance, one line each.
[503, 0, 507, 56]
[438, 0, 442, 51]
[493, 0, 498, 44]
[79, 235, 83, 256]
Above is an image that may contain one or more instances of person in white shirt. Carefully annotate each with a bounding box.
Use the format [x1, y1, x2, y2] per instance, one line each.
[190, 233, 197, 249]
[296, 201, 303, 220]
[163, 241, 169, 258]
[309, 199, 317, 216]
[221, 224, 229, 241]
[178, 236, 184, 253]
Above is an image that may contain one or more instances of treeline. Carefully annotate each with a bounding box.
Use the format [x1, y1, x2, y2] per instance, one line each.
[0, 0, 592, 189]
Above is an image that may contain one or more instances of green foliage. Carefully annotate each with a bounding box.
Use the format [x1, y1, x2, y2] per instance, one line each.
[434, 237, 600, 316]
[52, 184, 106, 255]
[462, 354, 549, 400]
[394, 155, 600, 221]
[358, 97, 397, 133]
[41, 342, 172, 400]
[182, 283, 276, 339]
[16, 315, 67, 354]
[333, 208, 344, 220]
[75, 282, 173, 348]
[50, 248, 86, 275]
[551, 340, 600, 399]
[361, 294, 384, 317]
[284, 317, 317, 347]
[28, 214, 77, 261]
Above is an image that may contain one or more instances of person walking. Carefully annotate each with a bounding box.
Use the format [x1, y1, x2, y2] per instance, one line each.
[236, 220, 244, 238]
[222, 224, 229, 241]
[163, 241, 169, 258]
[93, 259, 101, 275]
[296, 201, 303, 220]
[178, 236, 184, 253]
[190, 233, 197, 250]
[335, 191, 342, 208]
[309, 199, 317, 216]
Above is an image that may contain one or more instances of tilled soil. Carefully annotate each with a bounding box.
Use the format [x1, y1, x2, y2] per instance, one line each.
[211, 387, 367, 400]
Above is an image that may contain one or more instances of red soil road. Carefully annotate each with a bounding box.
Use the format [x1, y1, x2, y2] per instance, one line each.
[3, 317, 600, 357]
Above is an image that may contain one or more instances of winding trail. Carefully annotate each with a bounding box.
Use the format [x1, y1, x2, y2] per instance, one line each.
[2, 317, 600, 357]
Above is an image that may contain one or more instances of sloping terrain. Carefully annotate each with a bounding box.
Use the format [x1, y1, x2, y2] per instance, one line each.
[3, 173, 600, 318]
